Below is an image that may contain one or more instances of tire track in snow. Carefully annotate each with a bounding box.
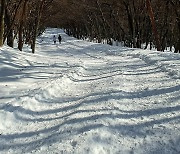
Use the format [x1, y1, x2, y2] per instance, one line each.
[126, 52, 180, 79]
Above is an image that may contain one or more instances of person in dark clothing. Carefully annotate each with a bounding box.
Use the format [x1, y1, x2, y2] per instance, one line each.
[58, 34, 62, 44]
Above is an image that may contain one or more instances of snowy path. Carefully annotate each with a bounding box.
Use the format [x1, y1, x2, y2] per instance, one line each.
[0, 29, 180, 154]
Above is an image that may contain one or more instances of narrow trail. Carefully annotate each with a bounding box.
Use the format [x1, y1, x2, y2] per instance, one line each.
[0, 28, 179, 154]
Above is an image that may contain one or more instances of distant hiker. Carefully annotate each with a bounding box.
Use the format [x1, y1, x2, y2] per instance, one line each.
[53, 35, 56, 44]
[58, 34, 62, 44]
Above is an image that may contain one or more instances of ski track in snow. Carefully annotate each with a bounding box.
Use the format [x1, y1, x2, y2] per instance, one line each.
[0, 28, 180, 154]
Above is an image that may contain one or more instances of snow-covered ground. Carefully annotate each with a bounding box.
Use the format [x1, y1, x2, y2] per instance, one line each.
[0, 28, 180, 154]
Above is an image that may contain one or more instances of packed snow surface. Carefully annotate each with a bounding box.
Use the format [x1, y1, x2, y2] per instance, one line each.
[0, 29, 180, 154]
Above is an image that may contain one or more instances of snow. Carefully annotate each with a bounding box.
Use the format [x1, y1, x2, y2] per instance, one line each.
[0, 28, 180, 154]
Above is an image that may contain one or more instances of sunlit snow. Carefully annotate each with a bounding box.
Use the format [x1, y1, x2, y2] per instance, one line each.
[0, 28, 180, 154]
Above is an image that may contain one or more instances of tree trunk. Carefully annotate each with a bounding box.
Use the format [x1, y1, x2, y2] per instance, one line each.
[3, 0, 24, 44]
[5, 8, 14, 47]
[146, 0, 161, 51]
[0, 0, 5, 47]
[123, 1, 135, 48]
[32, 0, 45, 53]
[18, 0, 28, 51]
[169, 0, 180, 53]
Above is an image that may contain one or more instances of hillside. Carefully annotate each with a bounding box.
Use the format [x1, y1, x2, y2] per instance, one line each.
[0, 28, 180, 154]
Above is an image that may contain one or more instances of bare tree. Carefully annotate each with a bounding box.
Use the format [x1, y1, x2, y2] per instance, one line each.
[146, 0, 161, 51]
[0, 0, 5, 46]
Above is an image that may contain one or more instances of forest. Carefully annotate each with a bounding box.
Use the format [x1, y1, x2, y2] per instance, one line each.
[0, 0, 180, 53]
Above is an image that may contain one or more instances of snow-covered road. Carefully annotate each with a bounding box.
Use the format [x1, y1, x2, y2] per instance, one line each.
[0, 29, 180, 154]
